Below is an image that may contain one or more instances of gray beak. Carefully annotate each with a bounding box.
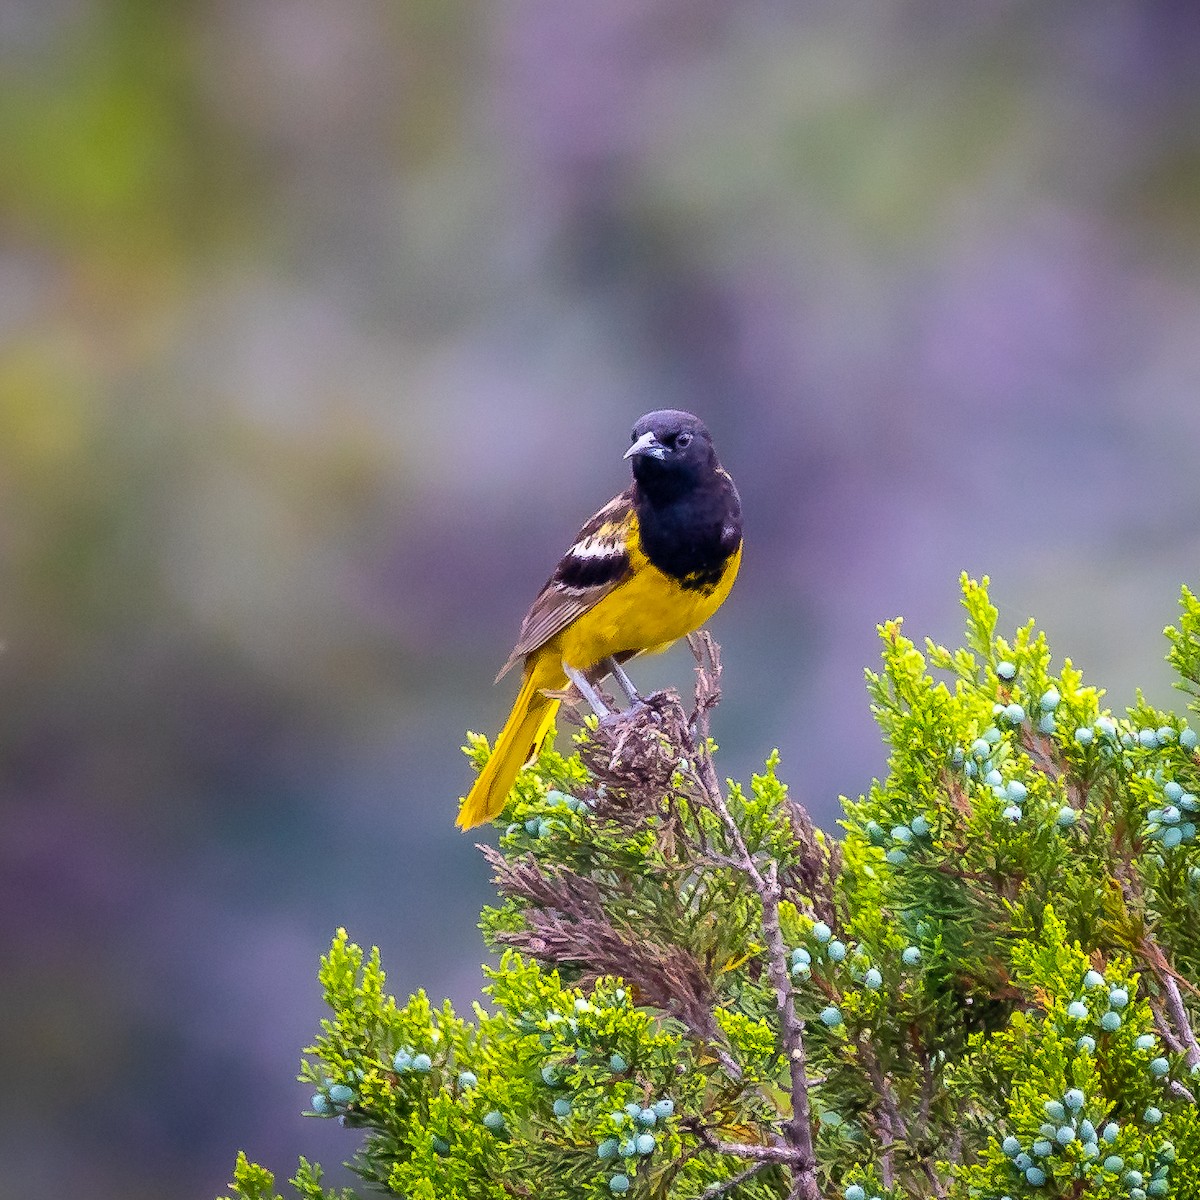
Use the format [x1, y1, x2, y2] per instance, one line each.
[624, 430, 667, 461]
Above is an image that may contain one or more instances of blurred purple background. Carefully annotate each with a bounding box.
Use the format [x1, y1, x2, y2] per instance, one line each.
[3, 2, 1200, 1196]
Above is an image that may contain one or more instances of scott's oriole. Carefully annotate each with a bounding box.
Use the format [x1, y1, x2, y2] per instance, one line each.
[457, 409, 742, 829]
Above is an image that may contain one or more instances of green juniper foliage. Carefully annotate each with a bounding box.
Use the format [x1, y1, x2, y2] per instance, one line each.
[223, 577, 1200, 1200]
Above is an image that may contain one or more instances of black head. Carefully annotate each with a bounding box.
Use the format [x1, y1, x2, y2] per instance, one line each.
[624, 409, 717, 497]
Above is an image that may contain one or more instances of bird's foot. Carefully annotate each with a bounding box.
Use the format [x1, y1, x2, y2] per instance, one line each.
[597, 698, 650, 729]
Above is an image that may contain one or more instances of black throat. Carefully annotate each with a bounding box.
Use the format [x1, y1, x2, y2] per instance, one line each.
[632, 463, 742, 591]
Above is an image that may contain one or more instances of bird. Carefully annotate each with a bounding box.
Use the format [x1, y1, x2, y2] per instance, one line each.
[456, 409, 742, 830]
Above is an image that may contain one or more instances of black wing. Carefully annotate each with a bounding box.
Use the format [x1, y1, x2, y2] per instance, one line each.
[495, 490, 635, 680]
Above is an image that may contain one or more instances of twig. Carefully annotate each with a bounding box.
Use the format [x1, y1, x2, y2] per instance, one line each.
[1150, 1000, 1187, 1056]
[685, 633, 822, 1200]
[920, 1159, 950, 1197]
[1161, 973, 1200, 1071]
[708, 1141, 808, 1164]
[858, 1040, 906, 1187]
[687, 1123, 809, 1165]
[699, 1161, 769, 1199]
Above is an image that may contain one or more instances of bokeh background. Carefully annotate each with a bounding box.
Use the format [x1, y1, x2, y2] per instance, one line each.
[4, 1, 1200, 1196]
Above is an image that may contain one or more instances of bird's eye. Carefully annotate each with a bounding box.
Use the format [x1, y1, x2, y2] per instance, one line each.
[675, 431, 692, 448]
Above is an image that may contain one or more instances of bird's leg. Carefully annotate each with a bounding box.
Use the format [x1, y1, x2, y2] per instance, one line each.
[603, 656, 643, 708]
[563, 664, 613, 719]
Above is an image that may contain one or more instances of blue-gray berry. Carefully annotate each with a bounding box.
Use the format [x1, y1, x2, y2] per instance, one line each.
[997, 660, 1017, 680]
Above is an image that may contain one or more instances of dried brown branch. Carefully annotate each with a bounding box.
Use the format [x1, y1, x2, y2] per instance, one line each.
[783, 803, 841, 928]
[482, 846, 724, 1041]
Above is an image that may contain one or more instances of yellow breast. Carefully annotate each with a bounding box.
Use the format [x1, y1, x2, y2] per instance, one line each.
[555, 531, 742, 671]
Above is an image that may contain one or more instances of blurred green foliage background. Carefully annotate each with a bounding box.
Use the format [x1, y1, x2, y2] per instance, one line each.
[3, 2, 1200, 1196]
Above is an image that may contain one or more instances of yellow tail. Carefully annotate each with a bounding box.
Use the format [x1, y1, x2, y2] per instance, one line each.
[457, 656, 563, 829]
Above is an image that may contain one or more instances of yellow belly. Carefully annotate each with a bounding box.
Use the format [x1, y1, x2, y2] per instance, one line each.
[554, 540, 741, 671]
